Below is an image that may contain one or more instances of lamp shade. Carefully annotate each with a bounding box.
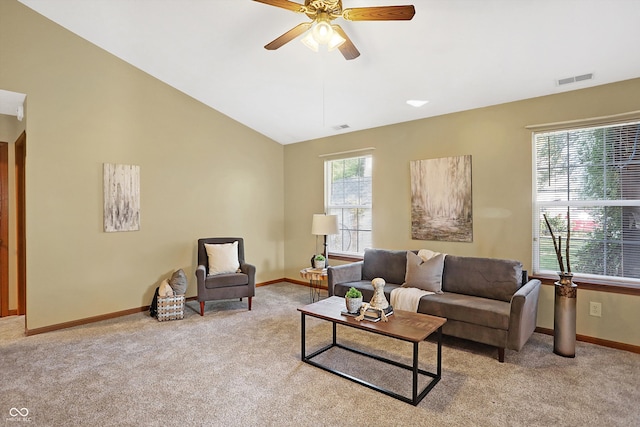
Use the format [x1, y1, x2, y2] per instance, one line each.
[311, 214, 339, 236]
[301, 31, 320, 52]
[327, 30, 346, 51]
[312, 20, 333, 44]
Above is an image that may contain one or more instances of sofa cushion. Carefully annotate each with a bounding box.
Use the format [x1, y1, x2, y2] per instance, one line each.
[403, 251, 445, 293]
[442, 255, 522, 302]
[362, 248, 409, 285]
[418, 293, 511, 330]
[204, 272, 248, 289]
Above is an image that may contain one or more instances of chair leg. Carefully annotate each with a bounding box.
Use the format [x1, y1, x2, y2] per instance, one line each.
[248, 297, 252, 311]
[200, 301, 205, 316]
[498, 347, 505, 363]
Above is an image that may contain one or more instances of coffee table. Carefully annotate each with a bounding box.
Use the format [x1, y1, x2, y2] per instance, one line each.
[298, 296, 446, 406]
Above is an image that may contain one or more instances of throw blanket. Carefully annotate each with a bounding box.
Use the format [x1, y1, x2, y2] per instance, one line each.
[390, 287, 434, 312]
[417, 248, 443, 261]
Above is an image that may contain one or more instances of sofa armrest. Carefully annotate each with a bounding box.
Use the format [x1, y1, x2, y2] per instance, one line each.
[240, 262, 257, 292]
[196, 265, 207, 297]
[327, 261, 363, 296]
[507, 279, 541, 351]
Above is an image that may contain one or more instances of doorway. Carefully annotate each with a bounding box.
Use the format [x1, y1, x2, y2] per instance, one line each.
[0, 131, 26, 318]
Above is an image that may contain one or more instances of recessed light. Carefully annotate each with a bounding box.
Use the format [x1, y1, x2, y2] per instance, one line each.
[407, 99, 429, 107]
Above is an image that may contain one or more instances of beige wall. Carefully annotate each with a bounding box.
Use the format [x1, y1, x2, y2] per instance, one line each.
[284, 79, 640, 347]
[1, 0, 284, 330]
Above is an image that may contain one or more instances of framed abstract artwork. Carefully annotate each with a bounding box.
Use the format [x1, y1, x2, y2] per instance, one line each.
[103, 163, 140, 232]
[410, 155, 472, 242]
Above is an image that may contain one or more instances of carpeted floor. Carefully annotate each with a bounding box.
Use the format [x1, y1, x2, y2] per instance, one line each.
[1, 282, 639, 426]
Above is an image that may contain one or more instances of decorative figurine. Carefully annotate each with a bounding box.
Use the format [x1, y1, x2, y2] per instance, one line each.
[355, 278, 392, 322]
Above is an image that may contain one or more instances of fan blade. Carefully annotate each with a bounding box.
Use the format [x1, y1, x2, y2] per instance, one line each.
[253, 0, 305, 13]
[332, 25, 360, 60]
[342, 5, 415, 21]
[264, 22, 312, 50]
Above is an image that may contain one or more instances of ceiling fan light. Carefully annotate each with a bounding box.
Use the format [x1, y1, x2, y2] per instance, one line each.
[312, 20, 333, 44]
[301, 31, 320, 52]
[327, 31, 346, 51]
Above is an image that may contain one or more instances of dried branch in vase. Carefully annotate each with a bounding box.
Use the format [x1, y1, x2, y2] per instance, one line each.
[566, 209, 571, 273]
[543, 208, 572, 274]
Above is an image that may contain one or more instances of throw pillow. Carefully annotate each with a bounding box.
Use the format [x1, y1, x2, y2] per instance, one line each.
[403, 251, 445, 293]
[205, 241, 240, 275]
[158, 279, 174, 297]
[169, 269, 188, 295]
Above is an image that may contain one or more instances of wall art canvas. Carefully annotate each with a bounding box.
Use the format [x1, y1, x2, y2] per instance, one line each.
[103, 163, 140, 232]
[410, 155, 472, 242]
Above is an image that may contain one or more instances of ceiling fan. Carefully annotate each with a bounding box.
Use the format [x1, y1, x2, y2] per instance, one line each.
[254, 0, 415, 60]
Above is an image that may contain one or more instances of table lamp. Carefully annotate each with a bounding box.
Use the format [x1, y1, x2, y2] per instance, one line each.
[311, 213, 339, 266]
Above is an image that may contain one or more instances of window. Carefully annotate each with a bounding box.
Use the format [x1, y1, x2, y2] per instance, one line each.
[325, 155, 372, 255]
[533, 121, 640, 285]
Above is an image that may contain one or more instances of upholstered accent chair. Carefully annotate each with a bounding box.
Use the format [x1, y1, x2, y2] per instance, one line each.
[196, 237, 256, 316]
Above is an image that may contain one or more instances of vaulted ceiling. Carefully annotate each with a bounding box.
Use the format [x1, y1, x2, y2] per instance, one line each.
[14, 0, 640, 144]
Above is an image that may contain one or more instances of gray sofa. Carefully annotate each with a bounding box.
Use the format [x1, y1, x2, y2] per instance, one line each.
[328, 248, 541, 362]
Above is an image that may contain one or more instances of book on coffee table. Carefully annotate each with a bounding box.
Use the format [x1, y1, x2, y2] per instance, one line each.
[341, 305, 393, 322]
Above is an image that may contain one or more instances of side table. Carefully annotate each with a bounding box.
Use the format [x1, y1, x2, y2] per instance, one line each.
[300, 268, 328, 302]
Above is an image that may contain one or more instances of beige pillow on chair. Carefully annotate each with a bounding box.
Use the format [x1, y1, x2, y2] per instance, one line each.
[205, 241, 240, 275]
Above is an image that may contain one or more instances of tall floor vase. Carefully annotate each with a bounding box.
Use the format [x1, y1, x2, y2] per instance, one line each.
[554, 273, 577, 357]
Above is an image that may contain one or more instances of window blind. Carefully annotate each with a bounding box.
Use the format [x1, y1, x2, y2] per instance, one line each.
[533, 121, 640, 283]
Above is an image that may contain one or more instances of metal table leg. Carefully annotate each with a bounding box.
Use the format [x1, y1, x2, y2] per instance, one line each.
[301, 319, 442, 406]
[300, 312, 305, 361]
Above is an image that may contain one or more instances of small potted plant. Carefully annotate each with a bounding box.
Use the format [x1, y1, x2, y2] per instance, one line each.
[345, 287, 363, 314]
[314, 254, 326, 269]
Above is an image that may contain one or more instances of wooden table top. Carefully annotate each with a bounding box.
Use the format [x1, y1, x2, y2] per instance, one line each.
[299, 268, 328, 280]
[298, 296, 446, 343]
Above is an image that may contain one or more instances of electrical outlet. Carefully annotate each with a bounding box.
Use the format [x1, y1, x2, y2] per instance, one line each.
[589, 301, 602, 317]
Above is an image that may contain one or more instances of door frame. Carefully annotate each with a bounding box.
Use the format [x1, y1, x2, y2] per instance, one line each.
[15, 131, 26, 316]
[0, 142, 7, 317]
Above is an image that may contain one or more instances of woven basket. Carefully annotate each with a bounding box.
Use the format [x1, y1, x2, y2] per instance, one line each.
[156, 294, 185, 322]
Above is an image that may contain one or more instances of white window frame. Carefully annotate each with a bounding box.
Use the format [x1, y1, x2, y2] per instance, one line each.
[324, 154, 372, 256]
[532, 120, 640, 286]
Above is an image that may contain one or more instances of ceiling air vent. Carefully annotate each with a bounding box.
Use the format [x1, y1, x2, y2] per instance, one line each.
[557, 73, 594, 86]
[333, 124, 350, 130]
